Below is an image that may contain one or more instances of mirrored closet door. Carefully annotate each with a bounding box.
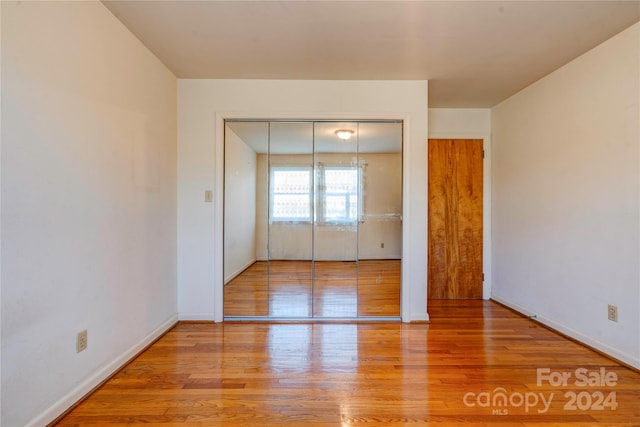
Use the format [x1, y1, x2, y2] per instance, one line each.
[223, 120, 402, 319]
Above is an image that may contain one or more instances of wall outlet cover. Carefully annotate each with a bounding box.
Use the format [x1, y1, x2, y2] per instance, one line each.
[77, 329, 88, 353]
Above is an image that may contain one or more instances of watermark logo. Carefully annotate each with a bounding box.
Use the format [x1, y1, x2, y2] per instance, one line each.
[537, 367, 617, 387]
[463, 388, 553, 415]
[463, 367, 618, 415]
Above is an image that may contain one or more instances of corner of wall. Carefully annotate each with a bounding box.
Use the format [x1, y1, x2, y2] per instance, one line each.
[490, 22, 640, 369]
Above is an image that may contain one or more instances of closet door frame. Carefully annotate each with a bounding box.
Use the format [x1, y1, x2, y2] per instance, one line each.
[215, 112, 413, 322]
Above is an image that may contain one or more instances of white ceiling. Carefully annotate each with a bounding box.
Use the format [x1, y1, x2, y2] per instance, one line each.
[102, 1, 640, 108]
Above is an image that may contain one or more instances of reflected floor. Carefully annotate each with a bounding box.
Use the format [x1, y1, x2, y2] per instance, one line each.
[224, 260, 400, 318]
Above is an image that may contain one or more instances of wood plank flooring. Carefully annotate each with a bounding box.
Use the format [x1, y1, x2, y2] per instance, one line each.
[224, 260, 401, 318]
[54, 301, 640, 426]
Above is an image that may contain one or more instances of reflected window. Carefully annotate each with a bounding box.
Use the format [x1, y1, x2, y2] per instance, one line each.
[317, 165, 363, 224]
[270, 167, 312, 222]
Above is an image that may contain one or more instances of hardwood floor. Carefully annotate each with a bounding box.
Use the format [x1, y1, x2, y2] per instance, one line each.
[54, 301, 640, 426]
[224, 260, 401, 318]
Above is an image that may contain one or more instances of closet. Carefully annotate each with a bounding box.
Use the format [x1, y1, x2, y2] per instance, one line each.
[223, 120, 402, 319]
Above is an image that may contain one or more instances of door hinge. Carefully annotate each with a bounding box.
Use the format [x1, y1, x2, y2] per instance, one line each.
[482, 273, 485, 282]
[482, 150, 485, 159]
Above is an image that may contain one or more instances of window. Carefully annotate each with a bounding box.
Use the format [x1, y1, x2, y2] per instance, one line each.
[317, 165, 363, 224]
[269, 164, 364, 224]
[270, 167, 312, 222]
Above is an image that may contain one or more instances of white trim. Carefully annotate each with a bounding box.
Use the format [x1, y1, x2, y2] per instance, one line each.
[214, 113, 225, 322]
[178, 312, 217, 321]
[27, 314, 178, 427]
[492, 295, 640, 370]
[427, 132, 492, 300]
[0, 3, 3, 420]
[411, 312, 430, 322]
[637, 53, 640, 372]
[400, 116, 415, 322]
[217, 112, 414, 322]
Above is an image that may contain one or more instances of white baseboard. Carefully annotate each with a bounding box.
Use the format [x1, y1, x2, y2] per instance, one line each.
[27, 313, 178, 427]
[492, 295, 640, 370]
[407, 312, 430, 323]
[178, 312, 216, 321]
[224, 258, 256, 285]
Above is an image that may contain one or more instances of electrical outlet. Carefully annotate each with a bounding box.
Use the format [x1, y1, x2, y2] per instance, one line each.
[607, 305, 618, 323]
[380, 242, 384, 248]
[77, 329, 88, 353]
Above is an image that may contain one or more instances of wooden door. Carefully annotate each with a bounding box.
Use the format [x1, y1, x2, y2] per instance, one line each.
[428, 139, 483, 299]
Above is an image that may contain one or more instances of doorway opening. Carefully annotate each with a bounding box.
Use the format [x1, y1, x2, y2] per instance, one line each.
[223, 120, 403, 320]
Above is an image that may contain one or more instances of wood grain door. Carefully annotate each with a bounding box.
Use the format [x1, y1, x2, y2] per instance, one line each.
[428, 139, 483, 299]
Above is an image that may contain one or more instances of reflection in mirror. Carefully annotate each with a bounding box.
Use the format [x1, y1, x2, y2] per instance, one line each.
[356, 122, 402, 316]
[313, 122, 359, 317]
[224, 121, 268, 316]
[223, 120, 402, 319]
[267, 122, 313, 316]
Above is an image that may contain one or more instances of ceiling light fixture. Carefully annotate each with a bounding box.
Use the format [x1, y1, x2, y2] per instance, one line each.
[335, 129, 354, 140]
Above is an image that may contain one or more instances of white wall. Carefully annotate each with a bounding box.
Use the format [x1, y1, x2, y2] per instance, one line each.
[1, 2, 178, 426]
[429, 109, 491, 137]
[223, 127, 256, 283]
[492, 23, 640, 368]
[178, 80, 428, 321]
[428, 108, 492, 298]
[358, 153, 403, 260]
